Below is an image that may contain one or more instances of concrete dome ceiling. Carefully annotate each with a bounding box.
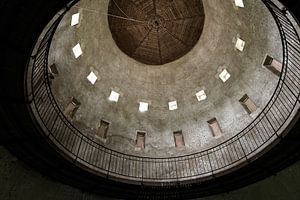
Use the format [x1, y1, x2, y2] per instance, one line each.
[108, 0, 205, 65]
[48, 0, 282, 157]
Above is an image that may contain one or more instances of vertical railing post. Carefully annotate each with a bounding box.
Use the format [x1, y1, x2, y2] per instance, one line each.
[238, 137, 248, 162]
[141, 158, 144, 184]
[106, 150, 112, 179]
[207, 152, 214, 177]
[74, 135, 83, 162]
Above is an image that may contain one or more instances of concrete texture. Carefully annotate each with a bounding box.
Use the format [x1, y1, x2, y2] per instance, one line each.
[48, 0, 282, 157]
[1, 146, 300, 200]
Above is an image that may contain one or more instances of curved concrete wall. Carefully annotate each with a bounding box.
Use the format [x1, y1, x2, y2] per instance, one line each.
[49, 0, 282, 156]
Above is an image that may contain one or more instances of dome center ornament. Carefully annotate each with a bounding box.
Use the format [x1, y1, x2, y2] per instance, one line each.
[148, 16, 164, 29]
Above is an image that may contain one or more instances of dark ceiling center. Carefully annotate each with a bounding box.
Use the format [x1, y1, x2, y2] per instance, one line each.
[108, 0, 205, 65]
[148, 16, 164, 29]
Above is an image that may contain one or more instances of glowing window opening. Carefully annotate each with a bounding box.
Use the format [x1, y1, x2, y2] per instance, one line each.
[235, 0, 244, 8]
[139, 102, 149, 112]
[87, 71, 98, 85]
[196, 90, 207, 101]
[168, 101, 178, 111]
[235, 38, 245, 52]
[72, 43, 82, 58]
[219, 69, 231, 82]
[109, 90, 120, 102]
[71, 13, 80, 26]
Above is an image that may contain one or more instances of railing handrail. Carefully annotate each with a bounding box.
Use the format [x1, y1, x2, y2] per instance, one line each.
[27, 0, 300, 184]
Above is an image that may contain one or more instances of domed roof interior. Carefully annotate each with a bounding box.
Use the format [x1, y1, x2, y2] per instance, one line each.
[108, 0, 205, 65]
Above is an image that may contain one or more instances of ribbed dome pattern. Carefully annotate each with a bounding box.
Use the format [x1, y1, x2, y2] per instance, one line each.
[108, 0, 205, 65]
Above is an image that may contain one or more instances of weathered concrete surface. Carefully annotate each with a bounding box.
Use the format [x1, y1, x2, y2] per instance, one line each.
[49, 0, 282, 157]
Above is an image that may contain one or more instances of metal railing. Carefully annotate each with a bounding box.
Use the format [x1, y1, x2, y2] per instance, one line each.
[27, 0, 300, 185]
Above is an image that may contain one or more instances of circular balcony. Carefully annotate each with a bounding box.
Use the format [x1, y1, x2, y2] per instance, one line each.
[25, 0, 300, 187]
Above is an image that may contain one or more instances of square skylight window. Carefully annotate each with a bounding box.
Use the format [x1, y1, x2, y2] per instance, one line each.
[72, 43, 82, 58]
[168, 101, 178, 111]
[235, 38, 245, 52]
[139, 102, 149, 112]
[109, 90, 120, 102]
[87, 71, 97, 85]
[196, 90, 207, 101]
[219, 69, 231, 82]
[71, 13, 80, 26]
[234, 0, 244, 8]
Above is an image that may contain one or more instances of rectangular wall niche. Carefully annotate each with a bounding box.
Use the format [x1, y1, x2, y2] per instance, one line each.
[263, 55, 282, 76]
[239, 94, 257, 114]
[49, 63, 59, 75]
[97, 120, 110, 139]
[63, 97, 81, 119]
[207, 118, 222, 137]
[173, 131, 185, 147]
[135, 131, 146, 150]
